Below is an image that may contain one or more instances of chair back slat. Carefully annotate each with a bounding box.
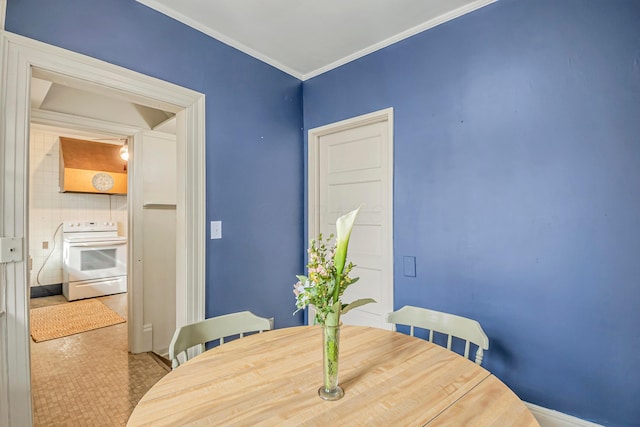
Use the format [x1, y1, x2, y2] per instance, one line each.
[387, 305, 489, 365]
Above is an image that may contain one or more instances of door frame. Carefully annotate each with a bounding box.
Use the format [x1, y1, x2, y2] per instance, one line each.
[307, 108, 394, 326]
[0, 32, 206, 425]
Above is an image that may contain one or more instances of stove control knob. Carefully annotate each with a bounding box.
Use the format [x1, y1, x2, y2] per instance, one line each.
[76, 222, 81, 226]
[68, 223, 74, 227]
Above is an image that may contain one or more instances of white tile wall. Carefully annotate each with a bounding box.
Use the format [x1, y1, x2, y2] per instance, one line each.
[29, 126, 128, 288]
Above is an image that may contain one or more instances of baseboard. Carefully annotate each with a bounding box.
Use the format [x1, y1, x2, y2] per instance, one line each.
[30, 284, 62, 298]
[525, 402, 603, 427]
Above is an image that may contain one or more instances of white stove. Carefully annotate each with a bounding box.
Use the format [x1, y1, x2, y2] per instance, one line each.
[62, 221, 127, 301]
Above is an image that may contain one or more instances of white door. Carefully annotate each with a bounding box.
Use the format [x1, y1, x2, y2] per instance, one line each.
[308, 108, 393, 329]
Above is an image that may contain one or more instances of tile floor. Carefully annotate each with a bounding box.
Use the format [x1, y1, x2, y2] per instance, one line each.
[30, 293, 170, 426]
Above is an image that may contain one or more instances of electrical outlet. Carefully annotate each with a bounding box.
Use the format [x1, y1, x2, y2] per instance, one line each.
[42, 241, 49, 249]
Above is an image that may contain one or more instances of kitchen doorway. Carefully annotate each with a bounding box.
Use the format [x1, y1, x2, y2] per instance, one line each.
[0, 32, 206, 425]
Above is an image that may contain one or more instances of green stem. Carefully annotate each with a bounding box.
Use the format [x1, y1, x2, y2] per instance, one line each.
[332, 273, 342, 307]
[323, 325, 340, 391]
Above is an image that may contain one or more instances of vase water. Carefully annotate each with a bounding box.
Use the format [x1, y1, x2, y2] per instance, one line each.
[318, 323, 344, 401]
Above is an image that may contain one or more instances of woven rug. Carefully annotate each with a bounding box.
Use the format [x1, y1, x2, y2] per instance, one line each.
[30, 299, 126, 342]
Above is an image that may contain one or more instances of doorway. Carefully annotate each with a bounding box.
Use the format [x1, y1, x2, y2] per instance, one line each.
[307, 108, 394, 328]
[0, 33, 206, 426]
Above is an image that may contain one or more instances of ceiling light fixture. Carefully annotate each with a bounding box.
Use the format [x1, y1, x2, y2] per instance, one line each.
[119, 142, 129, 161]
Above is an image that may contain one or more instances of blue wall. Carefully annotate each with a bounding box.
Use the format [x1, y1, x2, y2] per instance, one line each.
[303, 0, 640, 425]
[7, 0, 640, 425]
[5, 0, 305, 327]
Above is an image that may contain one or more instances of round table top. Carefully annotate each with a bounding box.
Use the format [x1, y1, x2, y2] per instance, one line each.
[128, 325, 539, 426]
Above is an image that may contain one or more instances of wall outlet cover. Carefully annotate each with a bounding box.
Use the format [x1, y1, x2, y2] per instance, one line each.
[210, 221, 222, 239]
[403, 256, 416, 277]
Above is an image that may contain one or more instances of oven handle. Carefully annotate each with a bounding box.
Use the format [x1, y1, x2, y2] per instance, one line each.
[67, 241, 127, 248]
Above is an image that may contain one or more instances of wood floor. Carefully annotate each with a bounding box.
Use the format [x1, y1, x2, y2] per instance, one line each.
[29, 293, 170, 426]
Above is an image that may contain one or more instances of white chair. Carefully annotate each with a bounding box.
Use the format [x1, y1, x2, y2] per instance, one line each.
[169, 311, 273, 369]
[386, 305, 489, 365]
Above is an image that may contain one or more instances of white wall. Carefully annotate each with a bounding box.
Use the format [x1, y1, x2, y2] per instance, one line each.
[29, 125, 128, 287]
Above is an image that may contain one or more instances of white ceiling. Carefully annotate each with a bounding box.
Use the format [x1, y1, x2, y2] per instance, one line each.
[28, 1, 497, 132]
[136, 0, 497, 80]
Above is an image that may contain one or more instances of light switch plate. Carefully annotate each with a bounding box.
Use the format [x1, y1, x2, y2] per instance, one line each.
[210, 221, 222, 239]
[403, 256, 416, 277]
[0, 237, 23, 263]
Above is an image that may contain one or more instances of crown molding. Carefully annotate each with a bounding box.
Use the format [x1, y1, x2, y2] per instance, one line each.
[137, 0, 497, 81]
[136, 0, 304, 80]
[302, 0, 497, 80]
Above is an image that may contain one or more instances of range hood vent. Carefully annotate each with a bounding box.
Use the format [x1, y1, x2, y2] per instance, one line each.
[59, 137, 128, 194]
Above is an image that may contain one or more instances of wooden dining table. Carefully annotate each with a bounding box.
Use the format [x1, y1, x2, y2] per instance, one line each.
[128, 325, 539, 426]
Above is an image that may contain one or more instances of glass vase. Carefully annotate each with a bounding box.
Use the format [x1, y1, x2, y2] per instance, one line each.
[318, 323, 344, 401]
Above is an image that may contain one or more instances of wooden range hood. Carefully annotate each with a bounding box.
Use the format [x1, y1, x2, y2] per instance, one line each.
[59, 137, 128, 194]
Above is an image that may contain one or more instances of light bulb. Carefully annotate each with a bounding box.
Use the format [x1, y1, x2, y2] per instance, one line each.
[119, 145, 129, 161]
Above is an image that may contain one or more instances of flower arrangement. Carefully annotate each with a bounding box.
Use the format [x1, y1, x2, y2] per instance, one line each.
[293, 207, 375, 328]
[294, 207, 375, 400]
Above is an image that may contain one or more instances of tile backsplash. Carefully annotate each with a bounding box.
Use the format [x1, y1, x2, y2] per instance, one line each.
[29, 125, 128, 288]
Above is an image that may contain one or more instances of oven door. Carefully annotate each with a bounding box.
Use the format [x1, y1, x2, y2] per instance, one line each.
[64, 239, 127, 283]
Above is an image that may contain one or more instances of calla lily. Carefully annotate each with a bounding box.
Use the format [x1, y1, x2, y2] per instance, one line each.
[332, 207, 360, 303]
[333, 207, 360, 280]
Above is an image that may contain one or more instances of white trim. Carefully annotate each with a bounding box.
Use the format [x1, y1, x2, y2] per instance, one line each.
[525, 402, 603, 427]
[130, 130, 146, 352]
[174, 97, 206, 330]
[0, 31, 206, 426]
[1, 30, 32, 426]
[136, 0, 303, 80]
[137, 0, 496, 81]
[0, 302, 7, 427]
[308, 107, 394, 138]
[307, 108, 394, 325]
[0, 0, 6, 32]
